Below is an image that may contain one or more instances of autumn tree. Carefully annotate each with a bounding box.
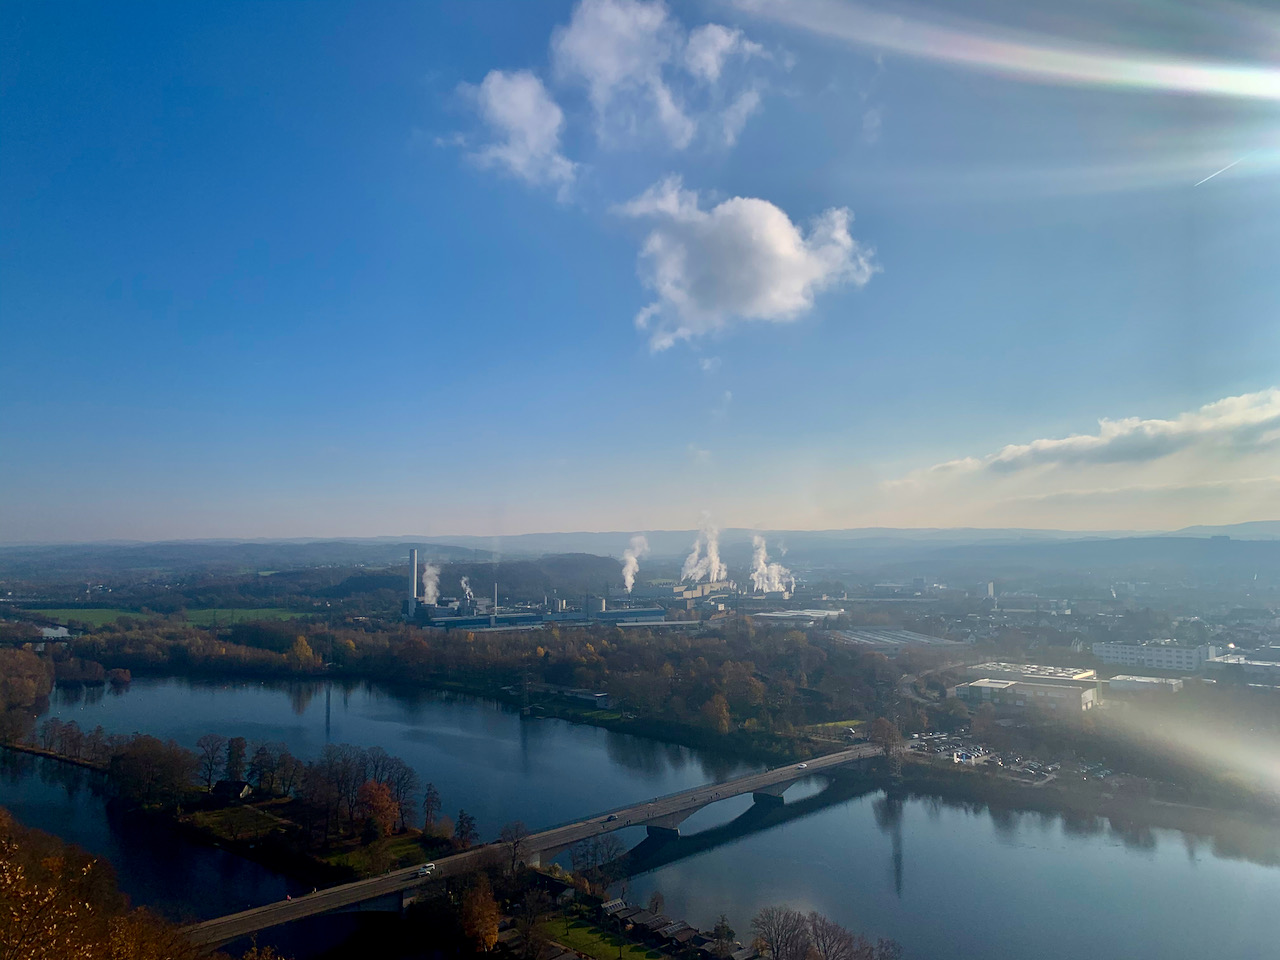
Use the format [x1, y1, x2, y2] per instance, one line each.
[461, 873, 500, 951]
[356, 780, 399, 839]
[288, 636, 320, 671]
[0, 807, 203, 960]
[701, 693, 732, 735]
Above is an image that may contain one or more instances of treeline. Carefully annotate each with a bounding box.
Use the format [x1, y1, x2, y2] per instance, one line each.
[60, 617, 922, 742]
[0, 648, 54, 743]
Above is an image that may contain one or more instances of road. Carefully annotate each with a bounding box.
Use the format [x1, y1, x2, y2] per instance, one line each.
[186, 742, 879, 948]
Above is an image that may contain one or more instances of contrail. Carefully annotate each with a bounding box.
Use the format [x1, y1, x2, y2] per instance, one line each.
[1194, 153, 1250, 186]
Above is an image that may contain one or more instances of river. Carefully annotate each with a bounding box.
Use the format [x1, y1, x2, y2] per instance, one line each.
[3, 678, 1279, 960]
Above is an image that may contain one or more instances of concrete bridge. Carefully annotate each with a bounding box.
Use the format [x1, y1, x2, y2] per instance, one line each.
[185, 743, 879, 949]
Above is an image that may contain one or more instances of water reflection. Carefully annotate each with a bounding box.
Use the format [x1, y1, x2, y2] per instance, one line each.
[872, 793, 904, 898]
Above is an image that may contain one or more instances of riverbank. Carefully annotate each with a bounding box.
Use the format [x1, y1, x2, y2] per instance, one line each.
[2, 740, 105, 771]
[887, 757, 1280, 867]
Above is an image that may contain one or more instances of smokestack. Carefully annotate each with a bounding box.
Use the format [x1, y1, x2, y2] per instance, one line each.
[410, 549, 418, 600]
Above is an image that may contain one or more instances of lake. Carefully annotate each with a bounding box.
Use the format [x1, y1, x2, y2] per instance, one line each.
[3, 677, 1279, 960]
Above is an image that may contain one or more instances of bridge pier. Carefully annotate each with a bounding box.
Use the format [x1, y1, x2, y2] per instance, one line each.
[751, 777, 801, 806]
[643, 805, 705, 839]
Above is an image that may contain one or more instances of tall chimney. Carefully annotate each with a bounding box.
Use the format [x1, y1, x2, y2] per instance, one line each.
[410, 549, 418, 600]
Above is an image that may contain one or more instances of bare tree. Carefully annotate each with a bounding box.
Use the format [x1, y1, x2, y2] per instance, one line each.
[385, 758, 420, 831]
[499, 820, 530, 874]
[807, 912, 858, 960]
[196, 733, 227, 790]
[515, 889, 553, 960]
[648, 890, 665, 915]
[752, 907, 810, 960]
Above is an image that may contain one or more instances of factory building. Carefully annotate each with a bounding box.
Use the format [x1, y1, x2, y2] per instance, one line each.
[952, 679, 1097, 714]
[1204, 656, 1280, 685]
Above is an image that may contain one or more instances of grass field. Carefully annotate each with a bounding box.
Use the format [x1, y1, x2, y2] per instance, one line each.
[554, 918, 665, 960]
[804, 719, 865, 735]
[189, 803, 289, 843]
[183, 608, 303, 625]
[30, 607, 305, 627]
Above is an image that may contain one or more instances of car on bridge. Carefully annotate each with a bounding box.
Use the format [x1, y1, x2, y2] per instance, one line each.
[417, 863, 436, 878]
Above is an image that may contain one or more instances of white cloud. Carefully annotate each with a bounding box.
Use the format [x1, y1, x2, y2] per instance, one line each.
[924, 388, 1280, 476]
[699, 356, 722, 373]
[552, 0, 768, 149]
[618, 176, 878, 350]
[462, 70, 576, 195]
[553, 0, 692, 147]
[685, 24, 763, 83]
[721, 89, 762, 146]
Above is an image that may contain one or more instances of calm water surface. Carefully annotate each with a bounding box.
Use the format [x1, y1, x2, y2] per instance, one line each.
[4, 678, 1279, 960]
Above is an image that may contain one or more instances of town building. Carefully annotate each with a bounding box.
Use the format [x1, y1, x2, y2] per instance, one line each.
[1092, 640, 1222, 672]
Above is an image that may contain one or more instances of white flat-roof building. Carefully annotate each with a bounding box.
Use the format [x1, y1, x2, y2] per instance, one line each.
[1108, 675, 1183, 694]
[966, 662, 1096, 684]
[952, 679, 1097, 714]
[1092, 640, 1221, 673]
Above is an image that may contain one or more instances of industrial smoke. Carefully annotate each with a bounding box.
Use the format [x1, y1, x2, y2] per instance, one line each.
[750, 535, 794, 593]
[622, 535, 650, 593]
[682, 514, 727, 583]
[421, 564, 441, 604]
[461, 576, 475, 601]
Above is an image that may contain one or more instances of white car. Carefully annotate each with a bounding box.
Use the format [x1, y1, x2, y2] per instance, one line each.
[796, 762, 808, 769]
[417, 863, 436, 878]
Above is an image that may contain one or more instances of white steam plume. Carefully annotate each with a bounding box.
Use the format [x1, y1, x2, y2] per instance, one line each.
[460, 576, 474, 601]
[750, 535, 794, 593]
[421, 564, 441, 605]
[621, 535, 650, 593]
[681, 514, 727, 583]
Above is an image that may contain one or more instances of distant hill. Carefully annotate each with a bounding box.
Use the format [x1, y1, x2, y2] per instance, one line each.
[0, 539, 493, 580]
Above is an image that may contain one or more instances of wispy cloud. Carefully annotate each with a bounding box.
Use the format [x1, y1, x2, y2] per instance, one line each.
[618, 175, 877, 349]
[922, 388, 1280, 476]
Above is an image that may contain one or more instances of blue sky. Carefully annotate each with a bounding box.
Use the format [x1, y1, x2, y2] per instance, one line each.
[3, 0, 1278, 541]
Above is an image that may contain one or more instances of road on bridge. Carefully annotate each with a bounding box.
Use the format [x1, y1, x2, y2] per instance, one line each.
[186, 742, 879, 948]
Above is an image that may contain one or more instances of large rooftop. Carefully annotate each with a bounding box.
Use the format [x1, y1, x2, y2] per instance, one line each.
[832, 628, 965, 649]
[968, 662, 1096, 681]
